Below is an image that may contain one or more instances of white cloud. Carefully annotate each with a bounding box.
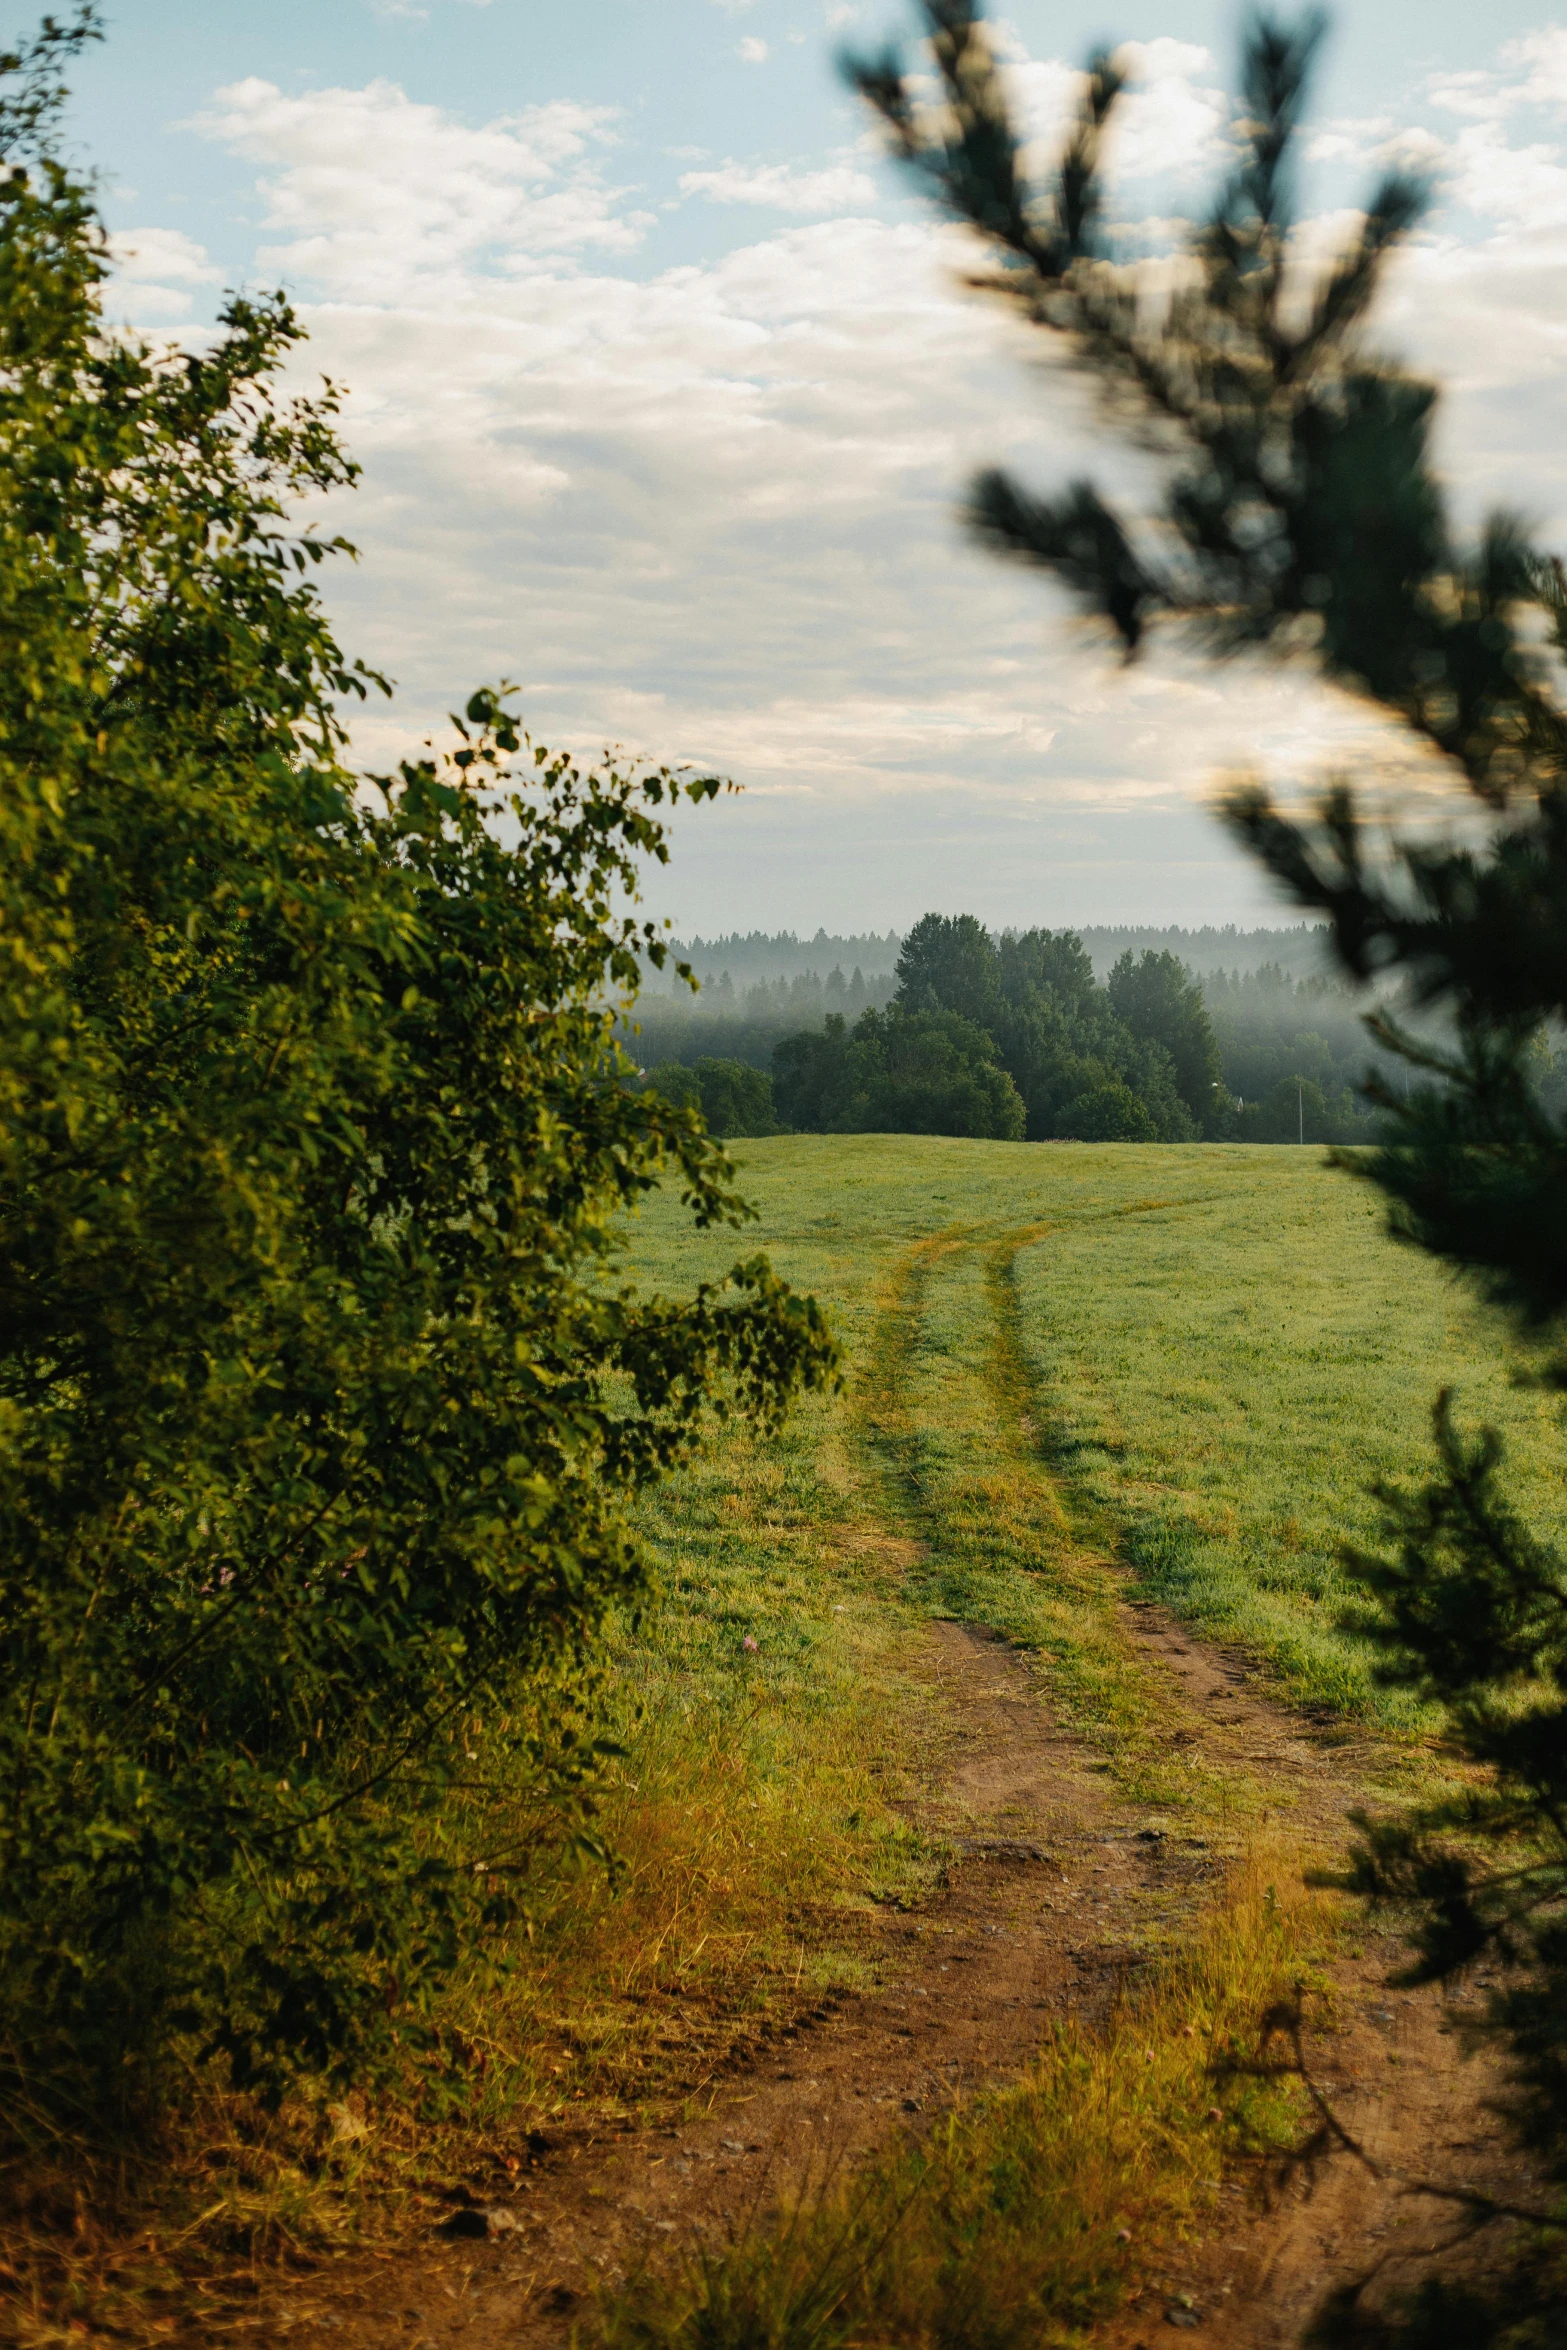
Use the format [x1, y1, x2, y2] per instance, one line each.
[1107, 38, 1225, 183]
[1428, 68, 1512, 123]
[184, 79, 650, 296]
[680, 159, 878, 212]
[737, 37, 769, 65]
[1448, 124, 1567, 231]
[161, 31, 1567, 928]
[107, 224, 221, 321]
[1304, 114, 1393, 166]
[1429, 29, 1567, 123]
[994, 26, 1224, 191]
[219, 183, 1433, 877]
[109, 224, 220, 283]
[1510, 27, 1567, 109]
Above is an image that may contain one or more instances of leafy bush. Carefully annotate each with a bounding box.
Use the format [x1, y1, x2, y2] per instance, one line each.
[0, 13, 837, 2128]
[1339, 1406, 1567, 2165]
[641, 1060, 704, 1110]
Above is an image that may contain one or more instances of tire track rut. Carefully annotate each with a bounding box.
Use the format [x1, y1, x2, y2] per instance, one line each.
[264, 1214, 1533, 2350]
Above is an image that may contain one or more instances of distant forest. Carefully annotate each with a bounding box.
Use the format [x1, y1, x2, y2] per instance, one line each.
[652, 920, 1328, 991]
[623, 920, 1392, 1143]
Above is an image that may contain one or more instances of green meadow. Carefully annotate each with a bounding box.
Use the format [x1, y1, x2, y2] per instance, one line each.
[585, 1133, 1549, 2346]
[626, 1136, 1567, 1735]
[562, 1130, 1567, 2131]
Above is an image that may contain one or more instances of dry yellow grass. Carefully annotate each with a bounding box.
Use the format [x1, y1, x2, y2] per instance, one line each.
[595, 1845, 1335, 2349]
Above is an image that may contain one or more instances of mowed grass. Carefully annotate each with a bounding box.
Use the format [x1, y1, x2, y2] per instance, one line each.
[1006, 1150, 1567, 1724]
[628, 1135, 1567, 1733]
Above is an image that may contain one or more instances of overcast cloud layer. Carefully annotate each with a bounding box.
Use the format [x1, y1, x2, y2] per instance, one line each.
[102, 5, 1567, 930]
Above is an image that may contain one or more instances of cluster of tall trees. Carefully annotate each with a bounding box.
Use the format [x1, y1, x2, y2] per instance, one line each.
[635, 926, 1391, 1143]
[771, 913, 1219, 1139]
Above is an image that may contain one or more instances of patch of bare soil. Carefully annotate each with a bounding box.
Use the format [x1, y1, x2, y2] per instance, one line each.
[1099, 1953, 1541, 2350]
[247, 1607, 1533, 2350]
[1101, 1601, 1542, 2347]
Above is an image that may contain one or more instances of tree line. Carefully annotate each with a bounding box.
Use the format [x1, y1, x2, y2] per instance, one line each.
[637, 914, 1387, 1143]
[656, 927, 902, 987]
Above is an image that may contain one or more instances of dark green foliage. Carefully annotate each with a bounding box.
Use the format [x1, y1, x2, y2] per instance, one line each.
[632, 928, 1377, 1141]
[641, 1060, 704, 1112]
[772, 1006, 1025, 1139]
[988, 929, 1197, 1141]
[1336, 1401, 1567, 2165]
[688, 1056, 782, 1138]
[897, 911, 1004, 1027]
[1107, 951, 1224, 1134]
[642, 1057, 781, 1138]
[1234, 1075, 1370, 1145]
[783, 911, 1203, 1141]
[1055, 1077, 1155, 1142]
[0, 15, 837, 2125]
[850, 0, 1567, 2181]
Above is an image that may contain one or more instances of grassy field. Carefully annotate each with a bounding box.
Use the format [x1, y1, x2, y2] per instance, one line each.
[591, 1136, 1466, 2346]
[626, 1136, 1567, 1734]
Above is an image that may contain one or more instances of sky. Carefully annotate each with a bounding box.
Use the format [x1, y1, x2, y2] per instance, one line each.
[61, 1, 1567, 932]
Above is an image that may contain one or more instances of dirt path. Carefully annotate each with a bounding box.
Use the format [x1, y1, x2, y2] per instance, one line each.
[253, 1219, 1539, 2350]
[251, 1621, 1130, 2346]
[259, 1608, 1532, 2350]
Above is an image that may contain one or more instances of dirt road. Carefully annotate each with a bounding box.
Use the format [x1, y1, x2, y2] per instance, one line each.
[250, 1602, 1535, 2350]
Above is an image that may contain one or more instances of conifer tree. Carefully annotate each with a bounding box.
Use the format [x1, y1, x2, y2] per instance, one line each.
[851, 0, 1567, 2179]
